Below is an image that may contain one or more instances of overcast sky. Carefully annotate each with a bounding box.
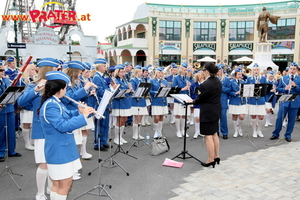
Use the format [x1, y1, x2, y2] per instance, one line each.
[0, 0, 290, 42]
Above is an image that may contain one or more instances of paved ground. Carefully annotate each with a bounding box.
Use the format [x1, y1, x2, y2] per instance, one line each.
[0, 108, 300, 200]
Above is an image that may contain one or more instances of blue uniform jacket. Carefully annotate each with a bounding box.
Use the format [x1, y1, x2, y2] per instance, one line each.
[61, 82, 88, 110]
[172, 75, 190, 104]
[16, 78, 33, 111]
[150, 78, 168, 106]
[246, 75, 267, 105]
[112, 77, 131, 109]
[277, 75, 300, 108]
[190, 82, 201, 109]
[265, 79, 278, 108]
[166, 75, 175, 82]
[18, 83, 43, 139]
[40, 96, 87, 164]
[5, 68, 18, 81]
[220, 76, 231, 109]
[0, 78, 14, 114]
[130, 77, 147, 107]
[229, 79, 246, 105]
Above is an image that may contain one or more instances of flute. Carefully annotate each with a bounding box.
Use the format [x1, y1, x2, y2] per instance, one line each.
[79, 79, 98, 89]
[63, 95, 105, 119]
[104, 71, 116, 85]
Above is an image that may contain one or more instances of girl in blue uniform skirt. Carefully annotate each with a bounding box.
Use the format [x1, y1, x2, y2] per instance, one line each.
[150, 67, 168, 138]
[40, 71, 94, 200]
[130, 65, 149, 140]
[172, 63, 191, 138]
[112, 65, 132, 145]
[228, 68, 247, 138]
[245, 63, 267, 138]
[264, 71, 277, 127]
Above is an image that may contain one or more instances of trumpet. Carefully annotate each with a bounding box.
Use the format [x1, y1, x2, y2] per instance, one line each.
[63, 95, 105, 119]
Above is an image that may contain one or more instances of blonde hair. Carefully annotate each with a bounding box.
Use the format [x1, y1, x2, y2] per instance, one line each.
[195, 71, 205, 83]
[153, 70, 163, 79]
[114, 68, 121, 78]
[95, 63, 106, 71]
[90, 69, 97, 78]
[32, 66, 56, 83]
[21, 64, 37, 84]
[132, 69, 142, 78]
[178, 66, 187, 75]
[64, 68, 82, 87]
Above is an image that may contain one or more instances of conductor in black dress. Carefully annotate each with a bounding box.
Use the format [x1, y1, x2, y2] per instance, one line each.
[193, 62, 222, 168]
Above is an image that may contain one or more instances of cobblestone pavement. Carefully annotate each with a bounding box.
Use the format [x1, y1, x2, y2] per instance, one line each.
[171, 141, 300, 200]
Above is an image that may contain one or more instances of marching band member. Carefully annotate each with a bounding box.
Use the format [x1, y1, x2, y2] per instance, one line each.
[216, 64, 231, 140]
[228, 68, 247, 138]
[187, 68, 195, 125]
[39, 71, 94, 200]
[0, 64, 22, 162]
[130, 65, 149, 140]
[190, 70, 206, 138]
[246, 63, 267, 138]
[106, 66, 117, 128]
[141, 66, 151, 126]
[4, 57, 18, 81]
[79, 62, 96, 159]
[172, 62, 191, 138]
[270, 62, 300, 142]
[150, 67, 168, 138]
[18, 58, 59, 200]
[92, 59, 117, 151]
[18, 63, 37, 150]
[62, 61, 94, 162]
[264, 71, 277, 127]
[166, 63, 178, 124]
[112, 64, 132, 145]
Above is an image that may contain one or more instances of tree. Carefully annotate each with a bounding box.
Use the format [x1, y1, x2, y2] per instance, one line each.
[104, 34, 115, 43]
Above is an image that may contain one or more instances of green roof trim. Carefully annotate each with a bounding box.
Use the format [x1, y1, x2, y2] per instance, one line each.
[146, 1, 299, 13]
[132, 17, 149, 23]
[99, 44, 113, 50]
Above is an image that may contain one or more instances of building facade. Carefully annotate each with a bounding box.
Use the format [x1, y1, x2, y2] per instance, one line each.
[101, 1, 300, 71]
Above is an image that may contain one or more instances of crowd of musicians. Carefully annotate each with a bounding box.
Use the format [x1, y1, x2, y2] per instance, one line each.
[0, 56, 300, 200]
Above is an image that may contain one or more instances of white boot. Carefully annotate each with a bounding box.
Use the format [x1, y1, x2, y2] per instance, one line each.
[153, 123, 159, 138]
[156, 121, 163, 138]
[114, 126, 123, 145]
[132, 123, 139, 140]
[238, 120, 243, 136]
[181, 118, 189, 137]
[233, 121, 238, 137]
[56, 193, 67, 200]
[189, 114, 194, 125]
[49, 191, 57, 200]
[120, 126, 127, 144]
[144, 115, 151, 125]
[257, 119, 264, 137]
[170, 111, 175, 124]
[194, 122, 200, 139]
[141, 115, 146, 126]
[175, 118, 182, 138]
[252, 119, 257, 138]
[81, 136, 92, 159]
[22, 128, 34, 150]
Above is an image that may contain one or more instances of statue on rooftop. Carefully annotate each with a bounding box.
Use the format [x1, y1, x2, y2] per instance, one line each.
[257, 7, 281, 43]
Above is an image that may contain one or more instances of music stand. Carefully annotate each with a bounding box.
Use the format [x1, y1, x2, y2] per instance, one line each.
[170, 94, 202, 163]
[0, 86, 25, 190]
[166, 86, 181, 129]
[236, 84, 268, 148]
[268, 94, 298, 146]
[127, 82, 152, 152]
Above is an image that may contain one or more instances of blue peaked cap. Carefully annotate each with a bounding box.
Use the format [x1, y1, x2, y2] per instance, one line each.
[45, 71, 70, 85]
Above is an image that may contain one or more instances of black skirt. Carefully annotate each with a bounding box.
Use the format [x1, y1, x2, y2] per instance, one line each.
[200, 120, 219, 135]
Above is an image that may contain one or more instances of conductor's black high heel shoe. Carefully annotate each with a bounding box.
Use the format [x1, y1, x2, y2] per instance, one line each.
[201, 161, 216, 168]
[214, 157, 220, 165]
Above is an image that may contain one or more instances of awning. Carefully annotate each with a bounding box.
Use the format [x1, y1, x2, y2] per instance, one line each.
[271, 48, 294, 55]
[229, 48, 252, 55]
[193, 48, 216, 55]
[161, 47, 180, 55]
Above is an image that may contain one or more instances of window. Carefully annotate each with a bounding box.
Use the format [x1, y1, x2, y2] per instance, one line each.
[137, 32, 145, 38]
[193, 22, 217, 41]
[229, 21, 254, 41]
[159, 20, 181, 41]
[268, 18, 295, 40]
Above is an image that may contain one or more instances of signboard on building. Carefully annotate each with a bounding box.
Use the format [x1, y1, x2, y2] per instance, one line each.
[160, 42, 181, 51]
[193, 43, 216, 51]
[228, 43, 253, 51]
[271, 41, 294, 50]
[33, 27, 60, 44]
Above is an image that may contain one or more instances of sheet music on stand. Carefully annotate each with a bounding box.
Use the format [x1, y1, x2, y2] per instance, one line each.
[96, 84, 121, 117]
[167, 87, 181, 97]
[277, 94, 298, 102]
[170, 94, 193, 104]
[240, 84, 255, 97]
[0, 86, 25, 105]
[240, 84, 268, 97]
[133, 82, 152, 99]
[155, 87, 171, 98]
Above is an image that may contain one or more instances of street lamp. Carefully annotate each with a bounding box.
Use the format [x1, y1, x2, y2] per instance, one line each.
[9, 0, 20, 69]
[67, 36, 73, 61]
